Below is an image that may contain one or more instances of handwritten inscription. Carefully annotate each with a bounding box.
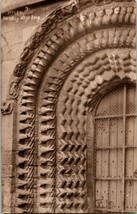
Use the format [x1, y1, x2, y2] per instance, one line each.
[3, 15, 40, 23]
[2, 7, 41, 23]
[7, 7, 30, 15]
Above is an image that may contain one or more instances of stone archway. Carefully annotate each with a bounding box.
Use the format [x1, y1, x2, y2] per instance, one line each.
[38, 49, 136, 213]
[2, 0, 136, 213]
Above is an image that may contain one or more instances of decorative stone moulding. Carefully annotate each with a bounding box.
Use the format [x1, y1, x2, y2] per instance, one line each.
[2, 0, 136, 213]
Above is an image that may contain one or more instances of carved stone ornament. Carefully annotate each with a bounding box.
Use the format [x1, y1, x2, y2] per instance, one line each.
[1, 100, 13, 115]
[3, 0, 136, 102]
[2, 0, 136, 213]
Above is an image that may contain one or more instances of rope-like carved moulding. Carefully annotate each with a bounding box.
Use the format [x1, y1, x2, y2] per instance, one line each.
[2, 0, 136, 213]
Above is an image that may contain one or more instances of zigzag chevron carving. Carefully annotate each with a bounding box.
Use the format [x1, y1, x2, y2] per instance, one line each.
[57, 50, 136, 213]
[39, 49, 136, 212]
[10, 1, 136, 213]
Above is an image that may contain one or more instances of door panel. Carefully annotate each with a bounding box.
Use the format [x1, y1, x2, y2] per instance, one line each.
[93, 84, 137, 212]
[110, 150, 118, 178]
[126, 117, 136, 146]
[101, 150, 109, 178]
[126, 149, 134, 178]
[117, 118, 124, 148]
[96, 151, 102, 178]
[117, 150, 123, 179]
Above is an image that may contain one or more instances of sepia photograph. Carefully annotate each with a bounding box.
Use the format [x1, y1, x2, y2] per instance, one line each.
[1, 0, 137, 213]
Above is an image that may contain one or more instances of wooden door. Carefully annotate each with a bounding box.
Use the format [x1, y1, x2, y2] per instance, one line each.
[93, 84, 137, 212]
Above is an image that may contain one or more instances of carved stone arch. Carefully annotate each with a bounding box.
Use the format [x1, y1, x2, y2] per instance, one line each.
[38, 49, 136, 213]
[2, 0, 136, 213]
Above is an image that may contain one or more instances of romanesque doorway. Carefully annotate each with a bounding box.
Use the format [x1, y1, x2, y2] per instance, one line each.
[2, 0, 136, 213]
[92, 84, 137, 212]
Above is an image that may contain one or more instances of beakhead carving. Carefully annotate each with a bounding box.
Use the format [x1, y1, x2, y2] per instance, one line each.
[3, 0, 136, 213]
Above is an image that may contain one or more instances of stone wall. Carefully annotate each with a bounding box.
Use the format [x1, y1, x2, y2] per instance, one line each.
[1, 1, 69, 212]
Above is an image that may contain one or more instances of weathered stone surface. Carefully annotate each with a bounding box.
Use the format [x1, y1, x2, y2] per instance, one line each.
[2, 0, 136, 213]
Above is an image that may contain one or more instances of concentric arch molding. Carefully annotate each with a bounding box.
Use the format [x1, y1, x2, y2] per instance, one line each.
[2, 0, 135, 102]
[38, 48, 136, 213]
[2, 0, 136, 213]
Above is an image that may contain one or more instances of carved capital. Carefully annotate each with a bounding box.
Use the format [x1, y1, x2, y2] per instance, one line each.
[1, 100, 13, 115]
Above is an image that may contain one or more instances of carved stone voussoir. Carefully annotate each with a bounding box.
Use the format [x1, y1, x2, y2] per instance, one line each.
[5, 0, 135, 101]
